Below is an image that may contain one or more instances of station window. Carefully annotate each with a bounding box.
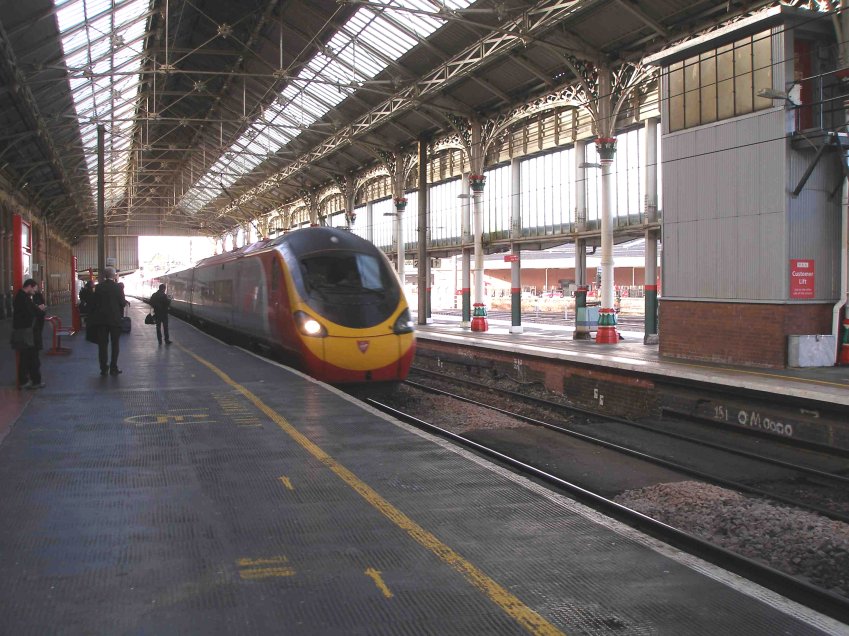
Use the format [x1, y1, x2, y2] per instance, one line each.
[667, 30, 773, 132]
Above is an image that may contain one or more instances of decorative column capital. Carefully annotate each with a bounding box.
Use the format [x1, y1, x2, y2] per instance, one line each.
[469, 173, 486, 192]
[393, 196, 408, 210]
[595, 137, 617, 163]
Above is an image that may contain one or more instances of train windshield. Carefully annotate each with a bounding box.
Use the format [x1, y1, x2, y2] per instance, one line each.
[301, 253, 383, 292]
[297, 251, 400, 328]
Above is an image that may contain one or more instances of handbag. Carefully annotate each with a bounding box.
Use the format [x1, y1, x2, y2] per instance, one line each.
[144, 312, 155, 325]
[85, 321, 100, 343]
[121, 315, 132, 334]
[9, 327, 34, 350]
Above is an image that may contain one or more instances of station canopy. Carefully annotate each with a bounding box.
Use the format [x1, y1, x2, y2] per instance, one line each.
[0, 0, 817, 243]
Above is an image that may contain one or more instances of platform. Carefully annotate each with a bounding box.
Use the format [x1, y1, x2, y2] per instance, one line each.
[416, 312, 849, 406]
[0, 303, 846, 634]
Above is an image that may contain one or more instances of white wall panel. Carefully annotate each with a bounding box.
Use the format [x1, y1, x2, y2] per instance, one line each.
[734, 141, 759, 216]
[716, 216, 737, 298]
[716, 148, 735, 218]
[695, 217, 718, 297]
[736, 214, 761, 299]
[662, 222, 680, 295]
[758, 212, 785, 300]
[759, 137, 785, 215]
[695, 151, 717, 220]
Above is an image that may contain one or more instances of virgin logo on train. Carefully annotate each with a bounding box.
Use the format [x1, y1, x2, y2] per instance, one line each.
[357, 341, 370, 353]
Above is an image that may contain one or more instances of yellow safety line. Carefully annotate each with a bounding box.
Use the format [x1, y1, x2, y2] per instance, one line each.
[181, 346, 565, 636]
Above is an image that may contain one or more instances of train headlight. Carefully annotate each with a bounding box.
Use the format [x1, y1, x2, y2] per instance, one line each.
[392, 308, 415, 334]
[294, 311, 327, 337]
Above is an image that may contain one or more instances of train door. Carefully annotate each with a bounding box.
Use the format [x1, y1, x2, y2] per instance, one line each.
[269, 254, 284, 341]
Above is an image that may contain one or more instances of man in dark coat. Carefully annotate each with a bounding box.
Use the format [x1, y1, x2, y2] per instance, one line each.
[12, 278, 45, 389]
[149, 283, 172, 345]
[78, 280, 94, 315]
[93, 266, 126, 376]
[32, 280, 47, 351]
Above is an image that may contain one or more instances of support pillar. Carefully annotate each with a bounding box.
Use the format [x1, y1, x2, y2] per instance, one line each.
[97, 124, 105, 279]
[417, 135, 429, 325]
[644, 117, 660, 345]
[394, 195, 407, 281]
[574, 240, 591, 339]
[460, 173, 471, 329]
[71, 255, 81, 333]
[470, 171, 487, 332]
[509, 157, 522, 334]
[469, 121, 488, 332]
[595, 68, 619, 344]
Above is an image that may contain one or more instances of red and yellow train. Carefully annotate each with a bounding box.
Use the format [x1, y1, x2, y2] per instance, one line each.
[141, 227, 415, 384]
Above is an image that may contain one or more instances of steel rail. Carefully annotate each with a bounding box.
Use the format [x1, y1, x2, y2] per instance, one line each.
[410, 366, 849, 479]
[403, 377, 849, 525]
[366, 398, 849, 626]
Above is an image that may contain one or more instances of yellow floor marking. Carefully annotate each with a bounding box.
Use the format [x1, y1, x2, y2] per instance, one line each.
[239, 567, 296, 580]
[237, 556, 295, 580]
[182, 346, 565, 636]
[238, 556, 289, 567]
[365, 567, 393, 599]
[278, 476, 294, 490]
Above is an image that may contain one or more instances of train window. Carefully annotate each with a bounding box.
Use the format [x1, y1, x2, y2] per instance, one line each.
[301, 253, 385, 292]
[356, 254, 382, 290]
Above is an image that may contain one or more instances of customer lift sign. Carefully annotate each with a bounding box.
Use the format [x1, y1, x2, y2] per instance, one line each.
[790, 259, 815, 298]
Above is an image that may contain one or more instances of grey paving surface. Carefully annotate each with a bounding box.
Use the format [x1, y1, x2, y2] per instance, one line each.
[0, 303, 845, 634]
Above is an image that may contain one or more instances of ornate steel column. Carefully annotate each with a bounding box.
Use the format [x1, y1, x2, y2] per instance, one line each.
[644, 117, 659, 344]
[595, 67, 619, 344]
[417, 135, 429, 325]
[460, 173, 471, 329]
[470, 121, 488, 332]
[509, 157, 522, 334]
[573, 139, 591, 339]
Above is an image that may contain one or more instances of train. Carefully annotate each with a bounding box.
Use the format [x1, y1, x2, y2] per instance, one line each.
[138, 227, 416, 384]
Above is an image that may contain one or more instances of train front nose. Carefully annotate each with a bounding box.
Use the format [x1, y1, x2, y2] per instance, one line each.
[306, 333, 415, 383]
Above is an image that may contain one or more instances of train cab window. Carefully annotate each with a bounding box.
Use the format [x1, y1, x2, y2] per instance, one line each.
[302, 253, 385, 293]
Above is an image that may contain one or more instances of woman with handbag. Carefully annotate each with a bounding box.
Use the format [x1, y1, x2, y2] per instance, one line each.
[10, 279, 45, 389]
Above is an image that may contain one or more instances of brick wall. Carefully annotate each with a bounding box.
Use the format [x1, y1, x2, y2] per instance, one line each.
[659, 300, 834, 368]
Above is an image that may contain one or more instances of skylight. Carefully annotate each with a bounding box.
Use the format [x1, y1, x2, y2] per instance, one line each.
[55, 0, 149, 213]
[179, 0, 472, 215]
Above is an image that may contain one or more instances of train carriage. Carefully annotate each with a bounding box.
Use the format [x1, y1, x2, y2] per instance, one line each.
[145, 227, 415, 384]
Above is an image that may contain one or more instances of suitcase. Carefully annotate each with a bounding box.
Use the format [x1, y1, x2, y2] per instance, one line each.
[121, 312, 132, 333]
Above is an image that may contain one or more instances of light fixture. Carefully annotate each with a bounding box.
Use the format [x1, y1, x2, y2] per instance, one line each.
[757, 83, 801, 106]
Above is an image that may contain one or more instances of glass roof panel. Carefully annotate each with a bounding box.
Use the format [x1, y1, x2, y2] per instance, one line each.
[55, 0, 150, 212]
[179, 0, 472, 216]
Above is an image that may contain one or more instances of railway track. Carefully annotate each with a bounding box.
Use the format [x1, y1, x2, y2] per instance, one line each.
[363, 393, 849, 626]
[402, 375, 849, 523]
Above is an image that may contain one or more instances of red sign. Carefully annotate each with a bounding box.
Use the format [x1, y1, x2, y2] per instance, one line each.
[790, 259, 815, 298]
[503, 254, 519, 262]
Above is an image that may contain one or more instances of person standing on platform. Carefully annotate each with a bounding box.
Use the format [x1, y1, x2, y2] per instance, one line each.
[10, 279, 45, 389]
[149, 283, 172, 345]
[93, 266, 126, 376]
[32, 280, 47, 351]
[79, 280, 94, 316]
